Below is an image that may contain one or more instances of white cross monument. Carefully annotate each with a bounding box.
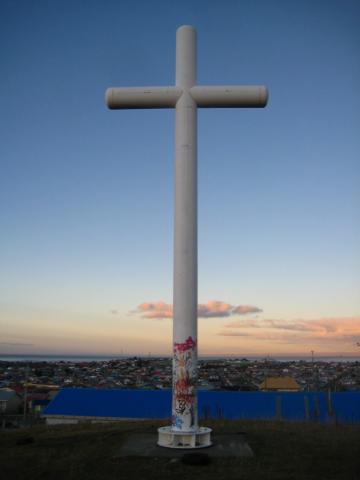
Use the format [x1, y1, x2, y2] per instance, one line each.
[106, 25, 268, 449]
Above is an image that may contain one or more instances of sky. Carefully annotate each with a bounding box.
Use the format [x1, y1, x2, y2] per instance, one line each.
[1, 0, 359, 357]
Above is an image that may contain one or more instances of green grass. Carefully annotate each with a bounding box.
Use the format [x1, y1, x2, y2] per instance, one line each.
[0, 420, 359, 480]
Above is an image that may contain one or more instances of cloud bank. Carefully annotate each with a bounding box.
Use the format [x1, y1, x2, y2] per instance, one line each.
[219, 316, 360, 346]
[223, 317, 360, 334]
[133, 300, 262, 319]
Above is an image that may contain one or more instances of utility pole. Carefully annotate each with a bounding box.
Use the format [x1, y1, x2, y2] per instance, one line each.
[23, 364, 29, 423]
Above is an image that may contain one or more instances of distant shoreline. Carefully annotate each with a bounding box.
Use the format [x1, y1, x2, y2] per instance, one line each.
[0, 354, 359, 363]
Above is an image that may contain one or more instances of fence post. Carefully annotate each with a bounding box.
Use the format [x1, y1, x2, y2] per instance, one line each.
[314, 395, 320, 422]
[304, 396, 310, 421]
[276, 396, 282, 421]
[202, 405, 211, 420]
[327, 389, 333, 417]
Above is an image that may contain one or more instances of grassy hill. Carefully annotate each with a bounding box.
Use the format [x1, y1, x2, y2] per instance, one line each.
[1, 420, 359, 479]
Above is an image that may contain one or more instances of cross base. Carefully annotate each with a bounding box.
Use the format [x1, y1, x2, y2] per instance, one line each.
[157, 426, 212, 449]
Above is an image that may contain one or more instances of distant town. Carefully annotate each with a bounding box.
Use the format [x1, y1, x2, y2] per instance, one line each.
[2, 357, 360, 392]
[1, 357, 359, 418]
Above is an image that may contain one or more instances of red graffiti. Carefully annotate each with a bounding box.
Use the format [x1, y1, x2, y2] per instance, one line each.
[174, 336, 197, 353]
[174, 376, 195, 403]
[175, 378, 191, 394]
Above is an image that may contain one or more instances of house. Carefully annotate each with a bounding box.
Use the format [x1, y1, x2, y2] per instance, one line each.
[31, 399, 51, 415]
[259, 376, 301, 392]
[0, 388, 22, 414]
[24, 385, 59, 415]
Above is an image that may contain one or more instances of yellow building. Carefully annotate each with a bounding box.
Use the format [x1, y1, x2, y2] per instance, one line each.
[259, 376, 301, 392]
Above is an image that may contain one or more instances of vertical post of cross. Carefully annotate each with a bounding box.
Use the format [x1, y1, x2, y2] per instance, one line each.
[172, 26, 198, 435]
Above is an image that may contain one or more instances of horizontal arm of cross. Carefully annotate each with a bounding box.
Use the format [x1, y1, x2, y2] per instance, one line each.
[190, 86, 268, 108]
[106, 87, 182, 109]
[106, 85, 268, 109]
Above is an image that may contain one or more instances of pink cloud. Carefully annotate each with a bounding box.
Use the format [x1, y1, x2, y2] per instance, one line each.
[218, 331, 284, 341]
[219, 317, 360, 345]
[198, 301, 233, 318]
[136, 301, 173, 319]
[133, 300, 263, 319]
[226, 318, 289, 330]
[233, 305, 263, 315]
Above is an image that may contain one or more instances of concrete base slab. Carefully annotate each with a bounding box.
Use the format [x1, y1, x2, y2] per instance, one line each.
[158, 426, 212, 448]
[118, 432, 254, 458]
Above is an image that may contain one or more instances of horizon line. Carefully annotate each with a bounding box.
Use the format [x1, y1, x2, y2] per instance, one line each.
[1, 352, 359, 359]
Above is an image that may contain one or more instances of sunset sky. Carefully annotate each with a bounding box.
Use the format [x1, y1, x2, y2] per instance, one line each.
[1, 0, 359, 357]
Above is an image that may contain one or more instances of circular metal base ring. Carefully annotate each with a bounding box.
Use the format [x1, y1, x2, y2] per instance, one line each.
[157, 426, 212, 449]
